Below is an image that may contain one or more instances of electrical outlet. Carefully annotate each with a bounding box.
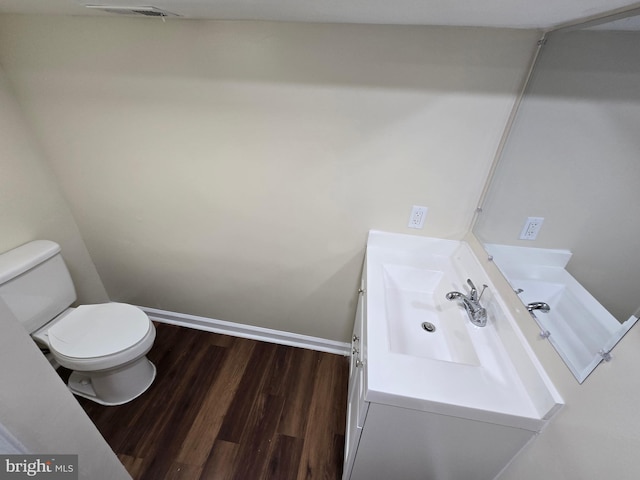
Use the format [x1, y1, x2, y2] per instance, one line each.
[519, 216, 544, 240]
[408, 205, 428, 229]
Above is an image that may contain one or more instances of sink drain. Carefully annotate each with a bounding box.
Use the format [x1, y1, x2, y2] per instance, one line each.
[421, 322, 436, 332]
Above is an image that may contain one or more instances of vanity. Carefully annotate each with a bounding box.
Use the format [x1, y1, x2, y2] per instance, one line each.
[343, 10, 640, 479]
[343, 231, 563, 480]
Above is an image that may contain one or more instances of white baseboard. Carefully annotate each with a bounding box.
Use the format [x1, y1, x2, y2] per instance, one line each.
[139, 306, 351, 356]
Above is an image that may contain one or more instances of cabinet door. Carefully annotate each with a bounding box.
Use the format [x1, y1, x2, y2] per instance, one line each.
[344, 288, 369, 480]
[343, 350, 368, 479]
[349, 286, 364, 385]
[350, 403, 533, 480]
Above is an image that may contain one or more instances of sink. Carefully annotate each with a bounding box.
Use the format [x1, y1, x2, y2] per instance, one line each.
[382, 264, 480, 365]
[364, 230, 563, 431]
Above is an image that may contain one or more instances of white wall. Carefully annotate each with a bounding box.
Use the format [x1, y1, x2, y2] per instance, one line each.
[0, 15, 538, 341]
[0, 64, 126, 478]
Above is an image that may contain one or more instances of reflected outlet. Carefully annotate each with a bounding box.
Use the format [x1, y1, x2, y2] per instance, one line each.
[519, 216, 544, 240]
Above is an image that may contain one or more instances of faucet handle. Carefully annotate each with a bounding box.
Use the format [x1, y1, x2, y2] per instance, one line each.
[466, 279, 488, 302]
[466, 279, 477, 300]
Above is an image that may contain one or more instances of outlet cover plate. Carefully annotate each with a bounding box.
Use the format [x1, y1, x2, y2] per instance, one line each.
[520, 216, 544, 240]
[408, 205, 428, 229]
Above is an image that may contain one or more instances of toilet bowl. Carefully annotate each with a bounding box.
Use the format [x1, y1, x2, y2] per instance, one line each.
[0, 240, 157, 406]
[33, 303, 157, 405]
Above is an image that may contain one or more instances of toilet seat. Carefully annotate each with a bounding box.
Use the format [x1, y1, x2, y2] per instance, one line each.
[48, 303, 155, 372]
[49, 303, 150, 359]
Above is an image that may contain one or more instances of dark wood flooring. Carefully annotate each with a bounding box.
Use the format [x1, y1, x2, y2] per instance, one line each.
[70, 323, 349, 480]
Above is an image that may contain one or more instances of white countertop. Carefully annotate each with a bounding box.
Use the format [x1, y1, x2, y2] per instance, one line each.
[363, 231, 563, 431]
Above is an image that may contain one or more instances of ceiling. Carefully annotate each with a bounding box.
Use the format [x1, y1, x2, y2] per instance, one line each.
[0, 0, 638, 29]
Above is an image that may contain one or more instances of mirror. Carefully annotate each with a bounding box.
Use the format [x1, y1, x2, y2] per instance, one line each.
[473, 9, 640, 383]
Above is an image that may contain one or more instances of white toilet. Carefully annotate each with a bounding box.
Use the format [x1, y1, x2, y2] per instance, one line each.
[0, 240, 156, 406]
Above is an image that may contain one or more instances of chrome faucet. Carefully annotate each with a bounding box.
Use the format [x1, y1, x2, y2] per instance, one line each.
[446, 279, 488, 327]
[527, 302, 551, 313]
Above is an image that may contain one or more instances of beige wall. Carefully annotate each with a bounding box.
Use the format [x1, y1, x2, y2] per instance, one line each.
[0, 15, 538, 341]
[469, 29, 640, 480]
[0, 63, 108, 303]
[0, 64, 126, 478]
[0, 300, 130, 479]
[467, 237, 640, 480]
[2, 11, 640, 480]
[475, 30, 640, 321]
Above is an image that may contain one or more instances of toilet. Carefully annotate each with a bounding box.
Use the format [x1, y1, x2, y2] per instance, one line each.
[0, 240, 156, 406]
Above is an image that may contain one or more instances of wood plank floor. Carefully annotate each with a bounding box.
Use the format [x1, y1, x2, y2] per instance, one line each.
[70, 323, 349, 480]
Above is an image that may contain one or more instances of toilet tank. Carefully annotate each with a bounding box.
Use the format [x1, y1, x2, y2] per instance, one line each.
[0, 240, 77, 334]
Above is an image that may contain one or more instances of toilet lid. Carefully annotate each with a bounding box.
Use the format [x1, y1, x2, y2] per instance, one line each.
[49, 303, 150, 359]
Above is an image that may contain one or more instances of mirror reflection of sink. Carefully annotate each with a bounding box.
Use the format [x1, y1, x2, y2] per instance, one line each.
[382, 264, 480, 365]
[485, 243, 639, 382]
[514, 278, 565, 306]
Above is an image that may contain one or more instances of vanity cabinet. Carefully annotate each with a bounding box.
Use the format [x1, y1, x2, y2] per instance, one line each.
[343, 290, 533, 480]
[342, 232, 563, 480]
[344, 400, 533, 480]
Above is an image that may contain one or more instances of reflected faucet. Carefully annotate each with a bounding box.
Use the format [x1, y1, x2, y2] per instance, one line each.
[527, 302, 551, 313]
[446, 279, 488, 327]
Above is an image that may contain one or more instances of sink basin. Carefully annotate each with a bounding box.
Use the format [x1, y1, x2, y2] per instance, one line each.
[364, 231, 563, 431]
[382, 264, 480, 365]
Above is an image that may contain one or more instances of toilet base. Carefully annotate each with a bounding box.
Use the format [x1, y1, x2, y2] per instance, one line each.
[67, 356, 156, 406]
